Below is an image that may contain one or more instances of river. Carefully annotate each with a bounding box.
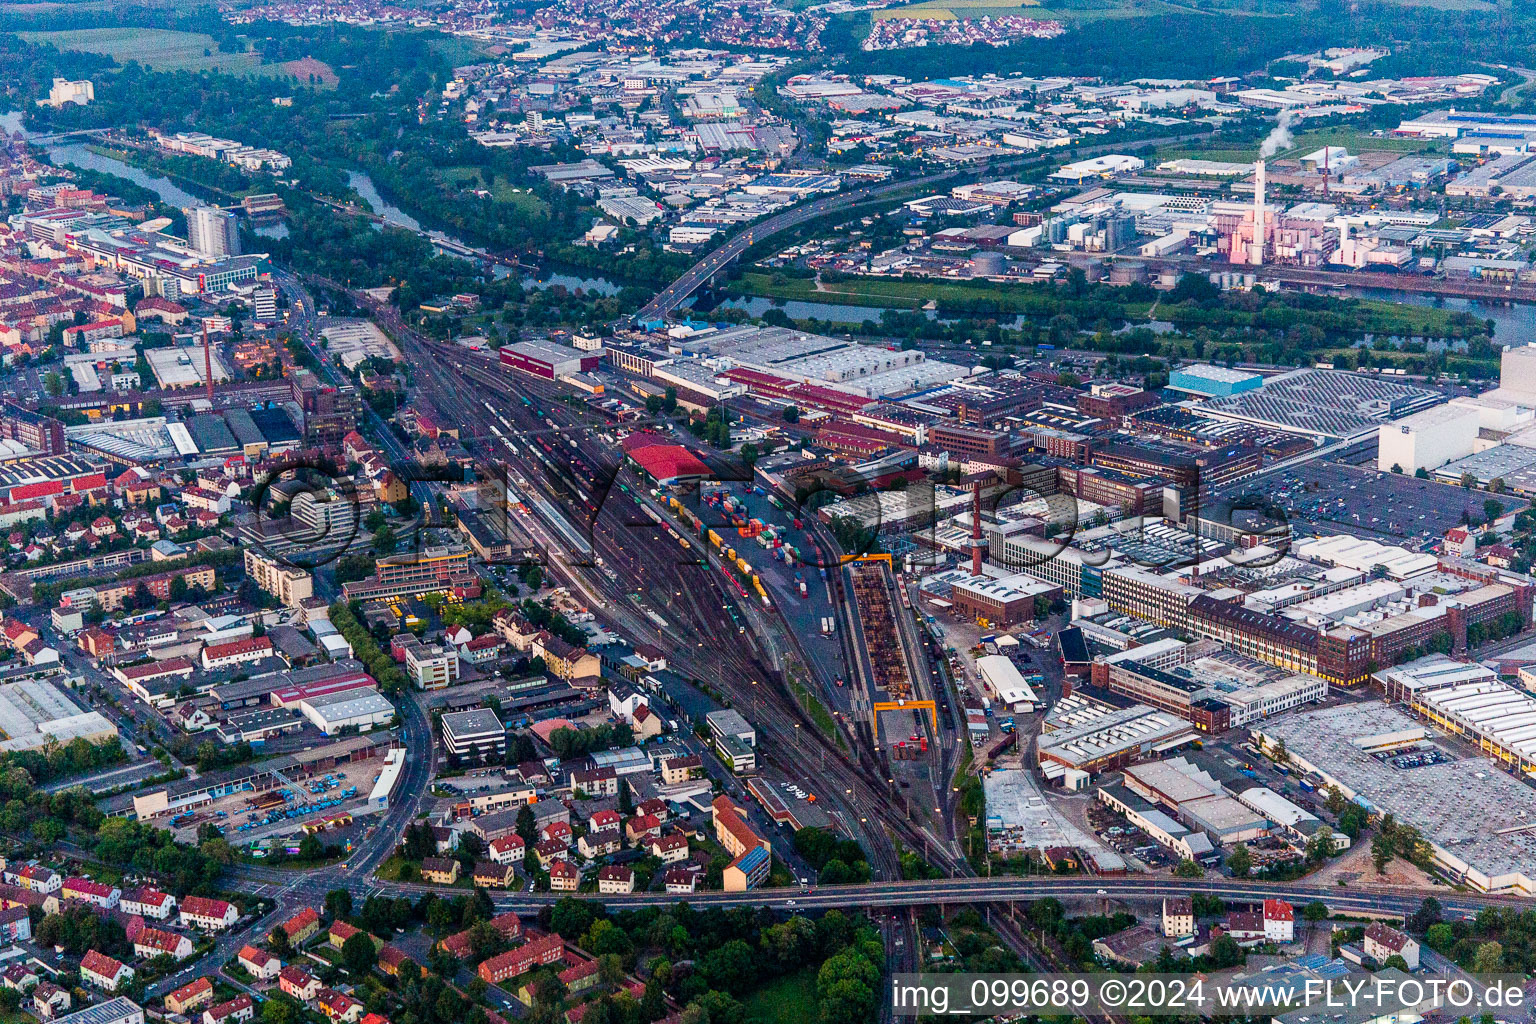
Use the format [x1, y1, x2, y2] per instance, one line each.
[1337, 286, 1536, 344]
[45, 141, 207, 209]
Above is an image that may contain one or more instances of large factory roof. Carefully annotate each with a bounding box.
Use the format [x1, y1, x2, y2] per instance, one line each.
[1255, 702, 1536, 895]
[1192, 368, 1443, 441]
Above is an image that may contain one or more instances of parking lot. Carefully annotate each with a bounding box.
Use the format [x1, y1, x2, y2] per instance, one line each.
[169, 756, 387, 847]
[1257, 459, 1491, 547]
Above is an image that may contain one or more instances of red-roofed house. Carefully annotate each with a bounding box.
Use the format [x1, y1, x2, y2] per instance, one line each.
[60, 877, 118, 908]
[5, 865, 60, 893]
[477, 934, 565, 983]
[549, 860, 579, 892]
[278, 966, 320, 1001]
[238, 944, 281, 980]
[274, 907, 320, 944]
[488, 834, 525, 865]
[135, 925, 193, 961]
[166, 977, 213, 1015]
[202, 636, 274, 670]
[80, 950, 132, 991]
[180, 895, 237, 930]
[1263, 899, 1294, 943]
[376, 944, 414, 977]
[317, 989, 365, 1023]
[204, 994, 255, 1024]
[121, 887, 175, 920]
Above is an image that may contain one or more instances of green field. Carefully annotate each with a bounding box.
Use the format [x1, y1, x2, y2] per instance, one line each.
[440, 165, 550, 216]
[744, 969, 819, 1024]
[1279, 126, 1447, 158]
[19, 27, 272, 74]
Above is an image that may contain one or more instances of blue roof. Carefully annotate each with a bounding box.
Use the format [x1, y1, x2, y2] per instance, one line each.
[734, 846, 769, 873]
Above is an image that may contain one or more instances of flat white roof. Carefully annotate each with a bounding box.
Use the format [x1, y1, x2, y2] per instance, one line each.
[977, 655, 1039, 706]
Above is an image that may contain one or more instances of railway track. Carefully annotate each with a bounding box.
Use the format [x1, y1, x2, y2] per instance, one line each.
[393, 332, 934, 878]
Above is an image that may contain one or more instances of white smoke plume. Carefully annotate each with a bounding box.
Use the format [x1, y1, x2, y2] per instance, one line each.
[1259, 109, 1296, 159]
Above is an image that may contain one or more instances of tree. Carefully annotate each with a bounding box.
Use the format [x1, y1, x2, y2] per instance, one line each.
[269, 926, 293, 958]
[1173, 859, 1203, 878]
[1408, 897, 1441, 934]
[549, 897, 596, 941]
[1473, 941, 1504, 973]
[341, 931, 376, 976]
[782, 405, 800, 423]
[1226, 843, 1251, 878]
[816, 944, 881, 1024]
[1209, 934, 1244, 969]
[1303, 901, 1329, 922]
[1425, 923, 1455, 953]
[1383, 954, 1410, 972]
[325, 889, 353, 922]
[262, 996, 301, 1024]
[43, 372, 63, 397]
[1485, 499, 1505, 524]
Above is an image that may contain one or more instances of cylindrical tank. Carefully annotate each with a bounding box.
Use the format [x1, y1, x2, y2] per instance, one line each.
[971, 251, 1006, 276]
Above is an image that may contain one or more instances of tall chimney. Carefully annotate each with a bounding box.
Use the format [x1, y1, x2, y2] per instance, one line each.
[971, 479, 983, 577]
[202, 321, 214, 405]
[1252, 159, 1266, 266]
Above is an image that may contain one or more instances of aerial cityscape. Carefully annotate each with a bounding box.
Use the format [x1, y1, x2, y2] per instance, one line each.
[0, 0, 1535, 1021]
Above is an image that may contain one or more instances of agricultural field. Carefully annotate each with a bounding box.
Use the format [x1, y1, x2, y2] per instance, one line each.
[18, 27, 274, 74]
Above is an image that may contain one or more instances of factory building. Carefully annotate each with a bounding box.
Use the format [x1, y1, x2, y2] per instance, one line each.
[1168, 365, 1264, 398]
[1376, 403, 1480, 474]
[498, 341, 600, 380]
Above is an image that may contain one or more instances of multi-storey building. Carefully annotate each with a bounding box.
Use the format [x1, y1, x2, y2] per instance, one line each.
[243, 549, 314, 608]
[1102, 565, 1203, 630]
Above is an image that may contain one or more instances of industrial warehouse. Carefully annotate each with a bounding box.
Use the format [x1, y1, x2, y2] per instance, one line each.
[1253, 700, 1536, 895]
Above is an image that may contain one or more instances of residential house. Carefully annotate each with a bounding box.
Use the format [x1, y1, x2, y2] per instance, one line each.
[472, 861, 515, 888]
[278, 966, 320, 1002]
[273, 907, 321, 944]
[204, 995, 255, 1024]
[238, 944, 281, 980]
[60, 877, 119, 908]
[80, 950, 133, 992]
[135, 926, 194, 961]
[421, 858, 460, 885]
[549, 860, 579, 892]
[1363, 922, 1420, 970]
[180, 895, 238, 930]
[648, 834, 689, 864]
[596, 865, 634, 894]
[121, 887, 175, 920]
[1264, 899, 1294, 943]
[488, 834, 525, 865]
[165, 978, 213, 1015]
[1162, 897, 1194, 938]
[32, 982, 71, 1020]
